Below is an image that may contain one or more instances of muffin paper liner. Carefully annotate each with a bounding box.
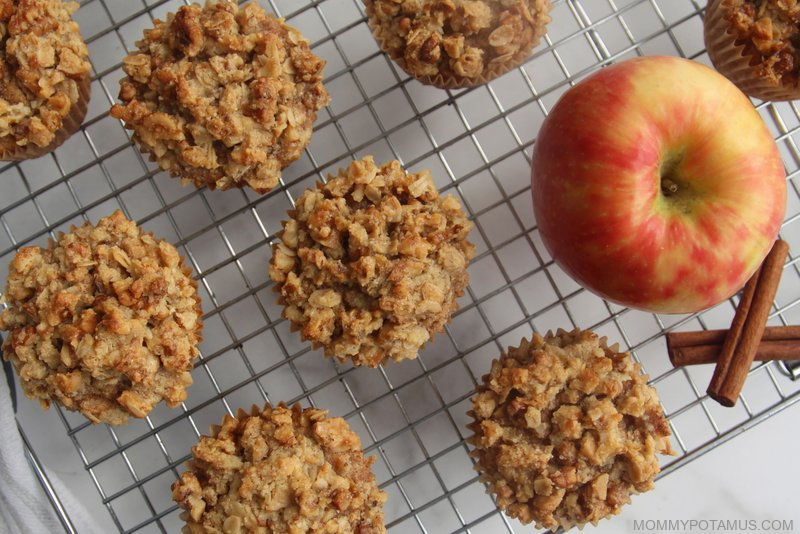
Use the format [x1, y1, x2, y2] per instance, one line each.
[0, 74, 91, 161]
[704, 0, 800, 101]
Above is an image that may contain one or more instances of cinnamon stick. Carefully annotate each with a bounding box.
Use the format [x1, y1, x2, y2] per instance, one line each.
[705, 265, 761, 401]
[668, 325, 800, 348]
[707, 240, 789, 407]
[670, 339, 800, 366]
[667, 325, 800, 366]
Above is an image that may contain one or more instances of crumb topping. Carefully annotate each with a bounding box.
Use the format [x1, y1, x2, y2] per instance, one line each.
[172, 403, 387, 534]
[110, 0, 330, 194]
[269, 156, 474, 367]
[468, 329, 675, 530]
[0, 211, 202, 425]
[725, 0, 800, 86]
[0, 0, 91, 150]
[365, 0, 551, 84]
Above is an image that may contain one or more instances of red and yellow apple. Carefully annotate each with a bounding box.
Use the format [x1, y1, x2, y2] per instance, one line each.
[531, 56, 786, 313]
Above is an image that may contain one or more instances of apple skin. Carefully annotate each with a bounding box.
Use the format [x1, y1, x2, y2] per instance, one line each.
[531, 56, 786, 314]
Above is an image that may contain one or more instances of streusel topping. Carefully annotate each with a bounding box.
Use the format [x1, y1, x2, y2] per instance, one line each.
[110, 0, 329, 194]
[0, 211, 202, 425]
[468, 329, 674, 530]
[0, 0, 91, 150]
[269, 156, 474, 367]
[725, 0, 800, 86]
[172, 403, 387, 534]
[365, 0, 551, 86]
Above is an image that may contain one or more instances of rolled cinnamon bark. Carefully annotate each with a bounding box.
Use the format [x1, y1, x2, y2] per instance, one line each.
[667, 325, 800, 365]
[707, 240, 789, 407]
[669, 325, 800, 347]
[669, 338, 800, 366]
[706, 265, 760, 401]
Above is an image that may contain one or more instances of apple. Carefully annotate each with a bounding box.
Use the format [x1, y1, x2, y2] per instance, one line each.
[531, 56, 786, 314]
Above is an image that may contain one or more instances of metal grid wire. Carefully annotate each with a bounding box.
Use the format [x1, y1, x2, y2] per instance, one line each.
[3, 0, 800, 532]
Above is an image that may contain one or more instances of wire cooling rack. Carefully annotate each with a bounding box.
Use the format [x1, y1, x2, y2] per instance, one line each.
[4, 0, 800, 532]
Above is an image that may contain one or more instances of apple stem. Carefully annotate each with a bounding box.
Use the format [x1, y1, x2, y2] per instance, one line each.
[662, 178, 679, 196]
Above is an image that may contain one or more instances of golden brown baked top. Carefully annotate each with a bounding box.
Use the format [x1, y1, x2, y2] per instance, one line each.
[110, 0, 329, 194]
[725, 0, 800, 86]
[0, 211, 202, 425]
[0, 0, 91, 150]
[172, 403, 387, 534]
[468, 329, 674, 530]
[365, 0, 551, 85]
[269, 156, 474, 367]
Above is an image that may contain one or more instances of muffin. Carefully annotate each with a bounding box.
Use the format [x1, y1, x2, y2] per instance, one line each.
[705, 0, 800, 100]
[269, 156, 474, 367]
[0, 0, 91, 160]
[0, 211, 202, 425]
[171, 403, 387, 533]
[468, 329, 675, 530]
[110, 0, 329, 194]
[365, 0, 551, 88]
